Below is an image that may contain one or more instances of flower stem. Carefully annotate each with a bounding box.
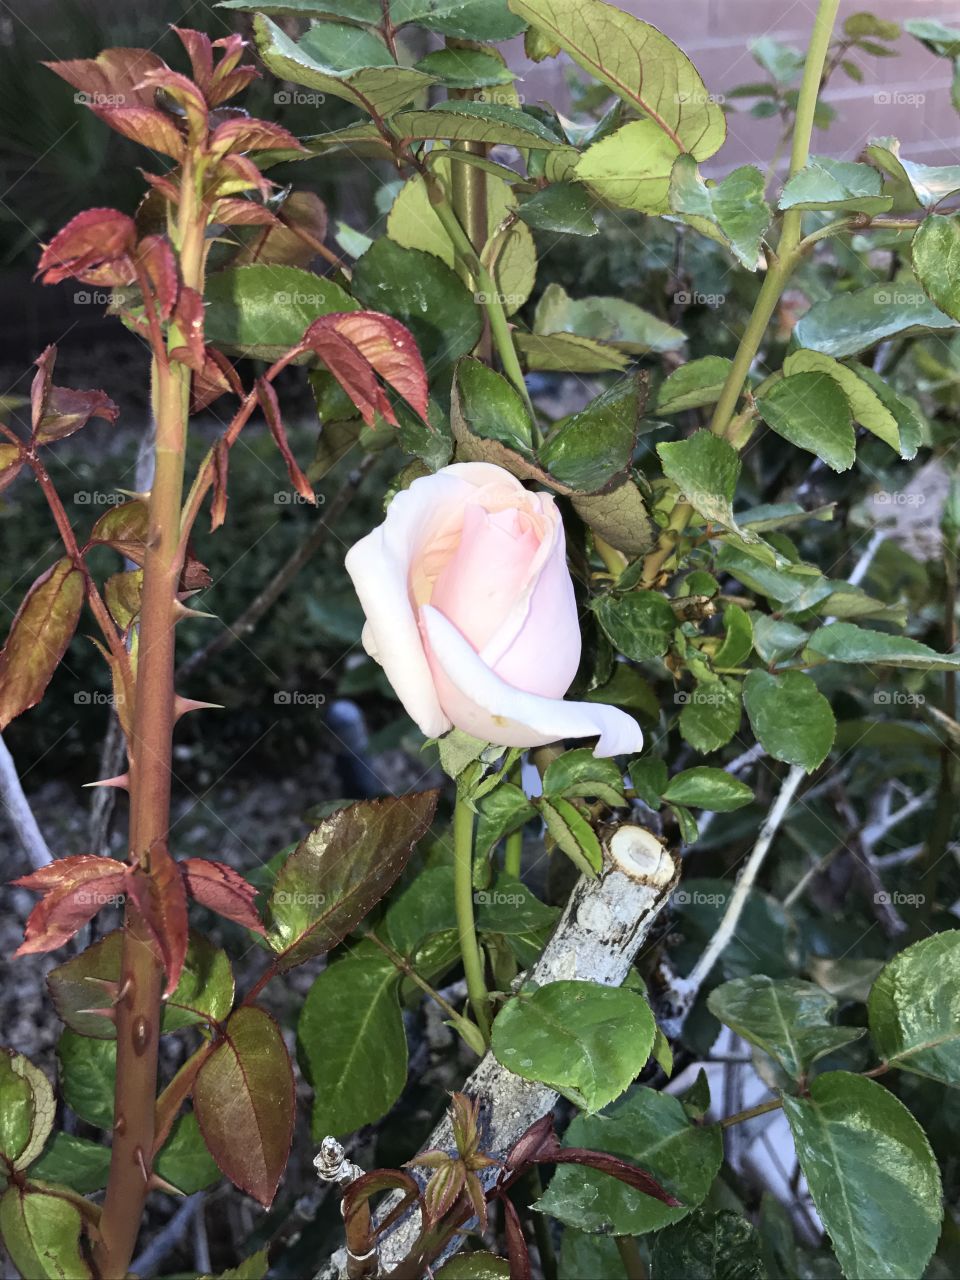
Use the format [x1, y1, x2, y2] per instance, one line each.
[453, 788, 492, 1043]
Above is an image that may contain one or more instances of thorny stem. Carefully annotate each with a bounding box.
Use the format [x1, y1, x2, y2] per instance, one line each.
[93, 152, 207, 1280]
[640, 0, 842, 589]
[454, 787, 492, 1043]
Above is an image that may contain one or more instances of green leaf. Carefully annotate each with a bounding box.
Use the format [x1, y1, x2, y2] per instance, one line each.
[912, 212, 960, 322]
[155, 1111, 221, 1194]
[0, 1185, 91, 1279]
[389, 102, 567, 149]
[535, 283, 684, 354]
[539, 378, 640, 492]
[58, 1032, 114, 1128]
[539, 796, 603, 876]
[867, 931, 960, 1084]
[195, 1006, 294, 1208]
[673, 879, 790, 979]
[352, 238, 482, 367]
[509, 0, 725, 158]
[542, 747, 626, 807]
[299, 944, 406, 1139]
[752, 615, 808, 665]
[669, 802, 699, 845]
[573, 481, 657, 559]
[204, 264, 357, 361]
[779, 156, 892, 214]
[164, 933, 236, 1032]
[904, 16, 960, 57]
[536, 1087, 722, 1233]
[679, 680, 742, 753]
[29, 1133, 110, 1194]
[629, 756, 668, 807]
[475, 784, 537, 860]
[742, 670, 835, 771]
[577, 119, 681, 214]
[476, 876, 560, 936]
[558, 1231, 627, 1280]
[783, 1072, 942, 1280]
[414, 47, 514, 89]
[491, 979, 655, 1111]
[201, 1247, 270, 1280]
[864, 137, 960, 209]
[455, 358, 534, 453]
[268, 791, 438, 970]
[714, 604, 753, 668]
[848, 363, 922, 460]
[708, 977, 865, 1079]
[436, 1254, 512, 1280]
[669, 157, 771, 269]
[658, 430, 743, 531]
[253, 14, 435, 116]
[515, 331, 630, 372]
[756, 372, 855, 472]
[594, 590, 676, 662]
[750, 36, 804, 83]
[662, 767, 753, 812]
[794, 283, 958, 358]
[518, 183, 598, 236]
[781, 349, 906, 456]
[651, 1209, 765, 1280]
[805, 621, 960, 670]
[845, 12, 899, 40]
[655, 356, 732, 414]
[0, 1050, 54, 1172]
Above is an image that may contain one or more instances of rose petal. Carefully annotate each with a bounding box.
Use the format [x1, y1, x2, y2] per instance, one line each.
[421, 604, 643, 757]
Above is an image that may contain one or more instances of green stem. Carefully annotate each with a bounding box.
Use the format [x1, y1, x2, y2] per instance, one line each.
[454, 788, 492, 1043]
[720, 1096, 783, 1128]
[504, 829, 523, 879]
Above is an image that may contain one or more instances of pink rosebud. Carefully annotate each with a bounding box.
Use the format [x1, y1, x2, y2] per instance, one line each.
[345, 462, 643, 757]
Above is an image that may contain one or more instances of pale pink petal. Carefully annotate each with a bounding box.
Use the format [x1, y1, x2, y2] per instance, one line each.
[422, 605, 643, 757]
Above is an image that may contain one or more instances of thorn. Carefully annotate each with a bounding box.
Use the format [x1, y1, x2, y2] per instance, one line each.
[82, 773, 130, 790]
[115, 488, 151, 502]
[147, 1173, 185, 1196]
[75, 1006, 118, 1022]
[173, 599, 217, 622]
[113, 976, 133, 1005]
[174, 695, 224, 719]
[135, 1146, 150, 1185]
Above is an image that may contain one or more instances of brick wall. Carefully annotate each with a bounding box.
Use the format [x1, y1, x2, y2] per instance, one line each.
[513, 0, 960, 172]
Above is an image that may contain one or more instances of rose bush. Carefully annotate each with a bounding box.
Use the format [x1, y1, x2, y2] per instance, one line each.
[345, 461, 644, 756]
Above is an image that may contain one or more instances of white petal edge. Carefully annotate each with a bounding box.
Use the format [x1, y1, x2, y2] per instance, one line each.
[422, 604, 644, 758]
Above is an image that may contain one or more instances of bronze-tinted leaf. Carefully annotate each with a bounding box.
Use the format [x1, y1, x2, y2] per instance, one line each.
[170, 287, 205, 370]
[235, 191, 327, 268]
[194, 1006, 294, 1207]
[37, 208, 137, 286]
[0, 558, 84, 731]
[31, 345, 119, 444]
[181, 857, 266, 935]
[0, 443, 23, 494]
[44, 47, 167, 111]
[104, 569, 142, 632]
[12, 855, 126, 956]
[268, 791, 439, 971]
[136, 234, 179, 321]
[299, 312, 429, 426]
[257, 378, 314, 503]
[127, 843, 188, 996]
[47, 930, 122, 1039]
[210, 439, 229, 531]
[191, 347, 244, 414]
[89, 499, 148, 562]
[210, 117, 303, 156]
[95, 106, 186, 160]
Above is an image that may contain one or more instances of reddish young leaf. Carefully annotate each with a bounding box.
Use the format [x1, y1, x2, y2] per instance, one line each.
[210, 439, 229, 531]
[236, 192, 327, 268]
[37, 209, 137, 286]
[181, 858, 266, 935]
[190, 348, 244, 413]
[89, 499, 148, 563]
[137, 67, 208, 140]
[179, 543, 213, 593]
[209, 34, 258, 105]
[194, 1006, 295, 1207]
[93, 107, 186, 160]
[173, 27, 214, 92]
[210, 198, 278, 228]
[136, 235, 179, 321]
[300, 312, 428, 426]
[44, 47, 167, 110]
[127, 843, 189, 996]
[141, 171, 181, 206]
[170, 288, 205, 370]
[343, 1169, 422, 1242]
[31, 346, 119, 444]
[501, 1192, 531, 1280]
[0, 558, 84, 732]
[12, 855, 126, 956]
[257, 378, 314, 503]
[210, 117, 303, 157]
[213, 153, 274, 200]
